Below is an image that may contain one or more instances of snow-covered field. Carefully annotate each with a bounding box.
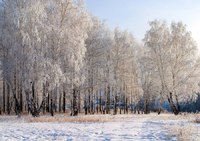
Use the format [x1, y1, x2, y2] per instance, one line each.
[0, 114, 199, 141]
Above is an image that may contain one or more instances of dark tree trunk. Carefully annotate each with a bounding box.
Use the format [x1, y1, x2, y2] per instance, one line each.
[84, 99, 87, 115]
[3, 79, 5, 113]
[144, 98, 149, 114]
[59, 92, 62, 113]
[84, 90, 87, 115]
[7, 83, 10, 115]
[63, 90, 66, 113]
[71, 88, 78, 116]
[32, 82, 35, 99]
[42, 83, 46, 114]
[78, 89, 81, 113]
[26, 90, 48, 117]
[106, 85, 110, 114]
[99, 90, 102, 113]
[13, 91, 21, 117]
[50, 99, 54, 116]
[88, 89, 91, 114]
[168, 92, 179, 115]
[125, 97, 128, 114]
[46, 93, 50, 113]
[96, 90, 99, 114]
[175, 95, 180, 112]
[19, 84, 23, 112]
[114, 95, 117, 115]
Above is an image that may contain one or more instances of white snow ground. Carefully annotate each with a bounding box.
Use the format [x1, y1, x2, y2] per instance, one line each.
[0, 114, 199, 141]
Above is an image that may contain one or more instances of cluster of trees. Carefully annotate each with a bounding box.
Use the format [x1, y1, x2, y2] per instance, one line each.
[0, 0, 199, 117]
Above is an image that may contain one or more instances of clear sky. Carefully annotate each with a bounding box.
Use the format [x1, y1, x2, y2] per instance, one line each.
[85, 0, 200, 47]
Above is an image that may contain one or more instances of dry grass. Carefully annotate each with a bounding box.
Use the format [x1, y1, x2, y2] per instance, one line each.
[162, 113, 200, 141]
[175, 126, 200, 141]
[168, 114, 200, 141]
[28, 115, 114, 123]
[194, 116, 200, 123]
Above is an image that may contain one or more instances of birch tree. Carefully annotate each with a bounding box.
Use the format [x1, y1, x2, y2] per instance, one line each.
[144, 20, 200, 115]
[0, 0, 91, 116]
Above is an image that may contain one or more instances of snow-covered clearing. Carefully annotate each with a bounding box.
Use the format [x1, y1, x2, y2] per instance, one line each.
[0, 114, 199, 141]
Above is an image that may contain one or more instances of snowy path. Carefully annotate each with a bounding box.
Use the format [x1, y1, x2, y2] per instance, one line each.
[0, 114, 196, 141]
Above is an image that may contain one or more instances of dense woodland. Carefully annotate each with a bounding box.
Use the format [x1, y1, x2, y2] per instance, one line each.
[0, 0, 200, 117]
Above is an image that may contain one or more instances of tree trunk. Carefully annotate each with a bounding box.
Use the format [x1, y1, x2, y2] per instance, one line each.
[3, 79, 5, 114]
[46, 93, 50, 113]
[114, 94, 117, 115]
[99, 89, 102, 113]
[13, 91, 21, 117]
[84, 91, 87, 115]
[7, 83, 10, 115]
[26, 90, 48, 117]
[19, 84, 23, 113]
[168, 92, 179, 115]
[63, 90, 66, 113]
[125, 97, 128, 114]
[175, 95, 180, 112]
[50, 98, 54, 116]
[106, 85, 110, 114]
[59, 92, 62, 113]
[88, 89, 91, 114]
[96, 90, 99, 114]
[71, 88, 78, 116]
[78, 88, 81, 113]
[144, 98, 149, 114]
[42, 83, 46, 114]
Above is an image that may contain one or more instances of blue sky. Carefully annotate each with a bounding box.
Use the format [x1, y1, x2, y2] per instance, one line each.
[85, 0, 200, 46]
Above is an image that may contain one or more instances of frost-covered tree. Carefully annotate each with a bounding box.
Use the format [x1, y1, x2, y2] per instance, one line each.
[110, 28, 140, 114]
[84, 17, 112, 114]
[0, 0, 91, 116]
[144, 20, 200, 115]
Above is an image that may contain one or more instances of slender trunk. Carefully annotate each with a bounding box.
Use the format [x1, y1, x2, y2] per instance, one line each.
[42, 83, 46, 114]
[125, 97, 128, 114]
[50, 98, 54, 116]
[13, 90, 21, 117]
[106, 85, 110, 114]
[84, 99, 87, 115]
[84, 90, 87, 115]
[19, 84, 23, 112]
[175, 95, 180, 112]
[7, 83, 10, 115]
[46, 92, 50, 113]
[114, 94, 117, 115]
[144, 98, 148, 114]
[96, 90, 99, 114]
[71, 88, 78, 116]
[59, 92, 62, 113]
[78, 88, 81, 113]
[99, 89, 102, 113]
[88, 89, 91, 114]
[3, 79, 5, 113]
[63, 90, 66, 113]
[32, 82, 35, 99]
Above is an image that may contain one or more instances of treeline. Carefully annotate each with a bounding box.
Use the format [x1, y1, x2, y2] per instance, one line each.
[0, 0, 200, 117]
